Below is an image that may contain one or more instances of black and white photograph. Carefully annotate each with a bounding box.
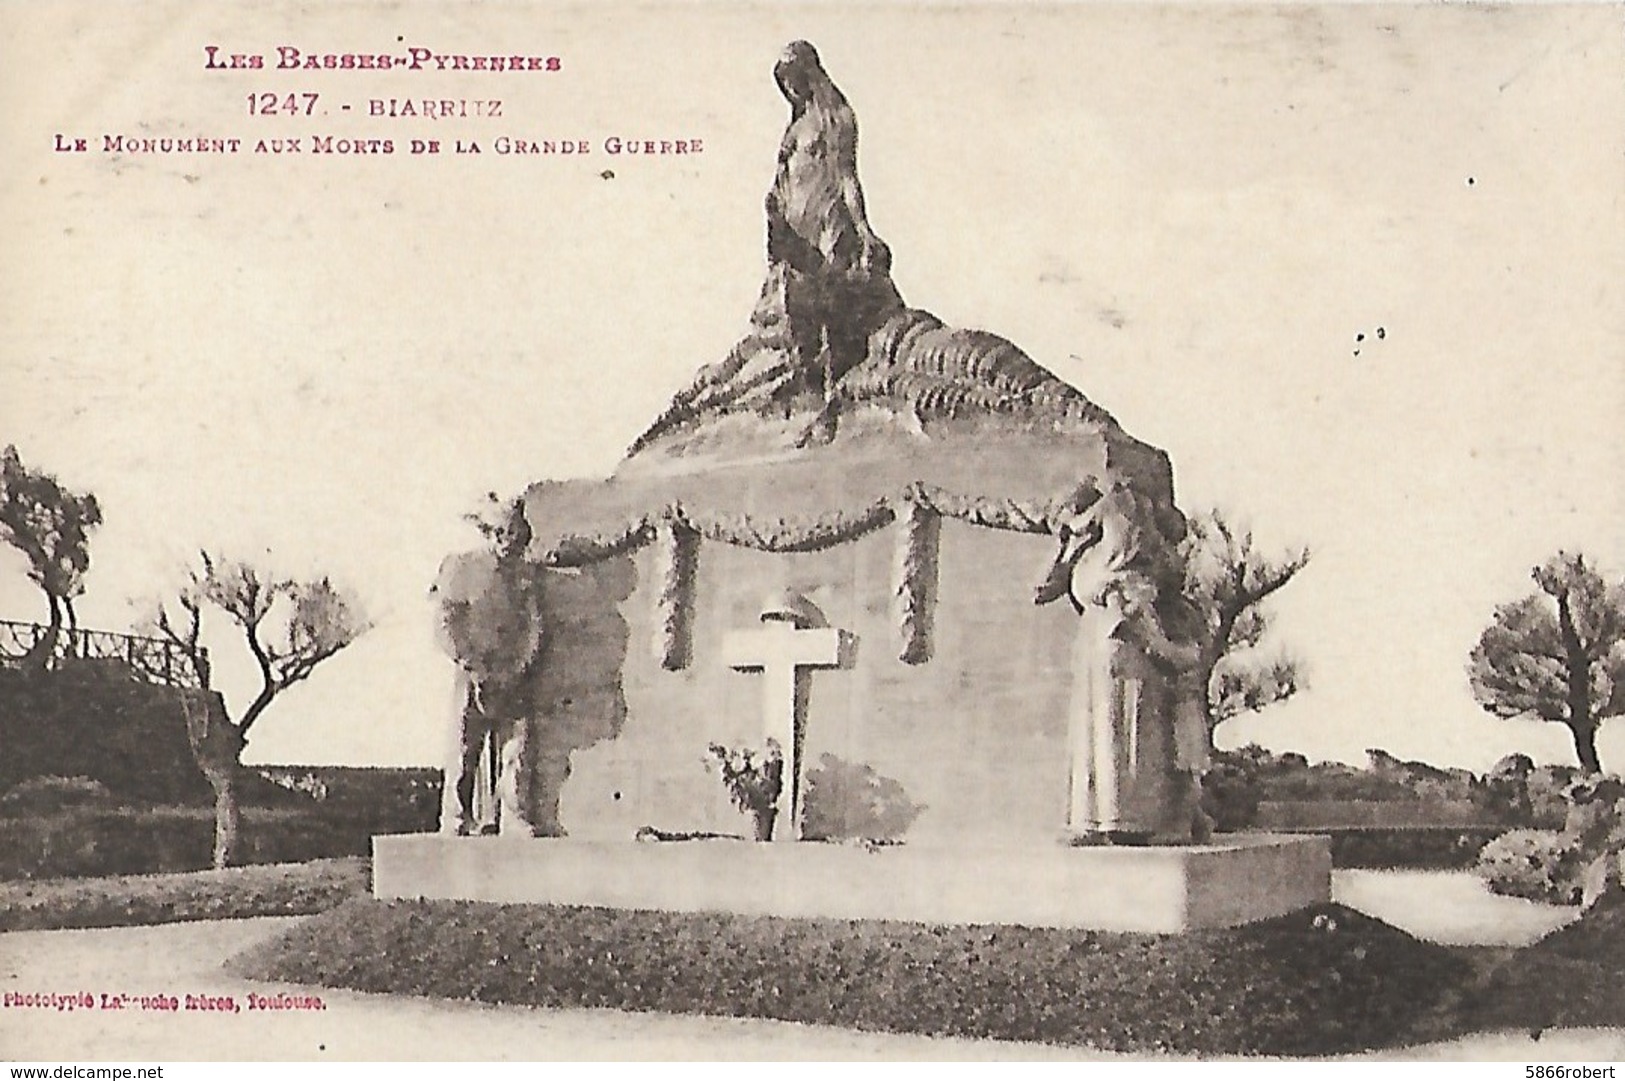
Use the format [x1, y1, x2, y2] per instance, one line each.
[1, 0, 1622, 1065]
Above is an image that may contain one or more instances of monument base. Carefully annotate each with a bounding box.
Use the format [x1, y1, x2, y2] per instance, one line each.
[372, 833, 1330, 934]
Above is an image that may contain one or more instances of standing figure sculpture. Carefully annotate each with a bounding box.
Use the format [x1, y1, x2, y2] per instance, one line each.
[1035, 481, 1212, 843]
[432, 516, 545, 836]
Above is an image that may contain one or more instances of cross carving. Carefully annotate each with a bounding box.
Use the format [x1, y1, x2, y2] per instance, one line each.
[722, 598, 848, 841]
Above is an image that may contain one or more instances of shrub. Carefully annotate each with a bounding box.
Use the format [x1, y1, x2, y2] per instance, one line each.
[1488, 753, 1536, 778]
[1524, 765, 1581, 829]
[1475, 829, 1584, 905]
[1474, 776, 1625, 905]
[1331, 827, 1503, 870]
[705, 741, 782, 841]
[1472, 754, 1535, 825]
[1562, 777, 1625, 904]
[0, 857, 368, 931]
[801, 755, 924, 842]
[0, 804, 430, 880]
[1200, 757, 1263, 831]
[0, 775, 115, 816]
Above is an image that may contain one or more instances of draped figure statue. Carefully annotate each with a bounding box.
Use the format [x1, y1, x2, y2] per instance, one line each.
[1035, 480, 1212, 843]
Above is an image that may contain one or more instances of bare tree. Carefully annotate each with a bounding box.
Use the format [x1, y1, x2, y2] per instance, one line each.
[1469, 551, 1625, 775]
[1180, 510, 1311, 739]
[144, 552, 368, 868]
[0, 445, 102, 667]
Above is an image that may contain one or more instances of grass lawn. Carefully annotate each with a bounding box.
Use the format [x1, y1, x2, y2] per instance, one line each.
[1471, 892, 1625, 1034]
[0, 857, 369, 931]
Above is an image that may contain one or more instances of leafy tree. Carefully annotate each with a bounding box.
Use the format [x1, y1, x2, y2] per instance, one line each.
[1180, 510, 1310, 738]
[1469, 551, 1625, 775]
[0, 445, 102, 667]
[144, 552, 368, 868]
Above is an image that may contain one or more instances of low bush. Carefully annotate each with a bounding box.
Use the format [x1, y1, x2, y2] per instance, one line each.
[1475, 829, 1583, 905]
[1474, 780, 1625, 905]
[1524, 766, 1583, 830]
[1326, 827, 1503, 870]
[0, 775, 115, 815]
[1199, 758, 1262, 832]
[0, 857, 368, 931]
[706, 742, 782, 842]
[801, 755, 924, 842]
[229, 898, 1471, 1056]
[0, 804, 428, 880]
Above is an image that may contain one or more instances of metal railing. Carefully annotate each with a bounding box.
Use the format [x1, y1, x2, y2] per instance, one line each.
[0, 618, 203, 688]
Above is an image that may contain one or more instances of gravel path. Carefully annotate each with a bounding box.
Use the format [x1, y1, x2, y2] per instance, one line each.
[1330, 869, 1582, 946]
[0, 919, 1088, 1061]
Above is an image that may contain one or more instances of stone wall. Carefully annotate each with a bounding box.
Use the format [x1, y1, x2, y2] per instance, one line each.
[0, 663, 209, 806]
[555, 517, 1081, 845]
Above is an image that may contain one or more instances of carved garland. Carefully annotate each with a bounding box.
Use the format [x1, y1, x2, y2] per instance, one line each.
[532, 485, 1073, 669]
[892, 492, 940, 664]
[545, 518, 657, 568]
[652, 517, 700, 671]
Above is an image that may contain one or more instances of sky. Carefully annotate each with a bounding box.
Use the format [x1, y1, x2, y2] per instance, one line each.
[1, 2, 1622, 773]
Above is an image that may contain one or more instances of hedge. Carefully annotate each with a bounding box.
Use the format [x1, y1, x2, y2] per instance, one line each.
[230, 897, 1472, 1056]
[0, 857, 368, 931]
[0, 804, 432, 880]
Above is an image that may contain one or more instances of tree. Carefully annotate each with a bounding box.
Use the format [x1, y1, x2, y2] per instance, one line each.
[144, 552, 368, 868]
[1469, 551, 1625, 775]
[0, 445, 102, 667]
[1179, 510, 1311, 739]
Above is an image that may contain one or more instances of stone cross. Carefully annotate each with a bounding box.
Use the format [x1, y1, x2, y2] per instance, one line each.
[722, 600, 846, 842]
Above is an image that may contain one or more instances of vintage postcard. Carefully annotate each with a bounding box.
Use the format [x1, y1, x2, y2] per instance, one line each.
[1, 0, 1623, 1065]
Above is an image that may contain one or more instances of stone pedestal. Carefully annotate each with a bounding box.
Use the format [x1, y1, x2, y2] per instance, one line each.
[372, 833, 1331, 934]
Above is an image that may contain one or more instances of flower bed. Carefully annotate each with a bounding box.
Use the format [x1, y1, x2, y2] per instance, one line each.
[229, 896, 1471, 1056]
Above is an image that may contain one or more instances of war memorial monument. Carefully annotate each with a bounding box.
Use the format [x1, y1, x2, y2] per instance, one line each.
[374, 40, 1329, 933]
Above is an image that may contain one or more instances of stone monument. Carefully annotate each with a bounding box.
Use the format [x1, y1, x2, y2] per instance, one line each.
[377, 40, 1328, 932]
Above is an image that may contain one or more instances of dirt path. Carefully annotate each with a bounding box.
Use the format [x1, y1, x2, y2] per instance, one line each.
[1331, 869, 1581, 946]
[0, 919, 1090, 1061]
